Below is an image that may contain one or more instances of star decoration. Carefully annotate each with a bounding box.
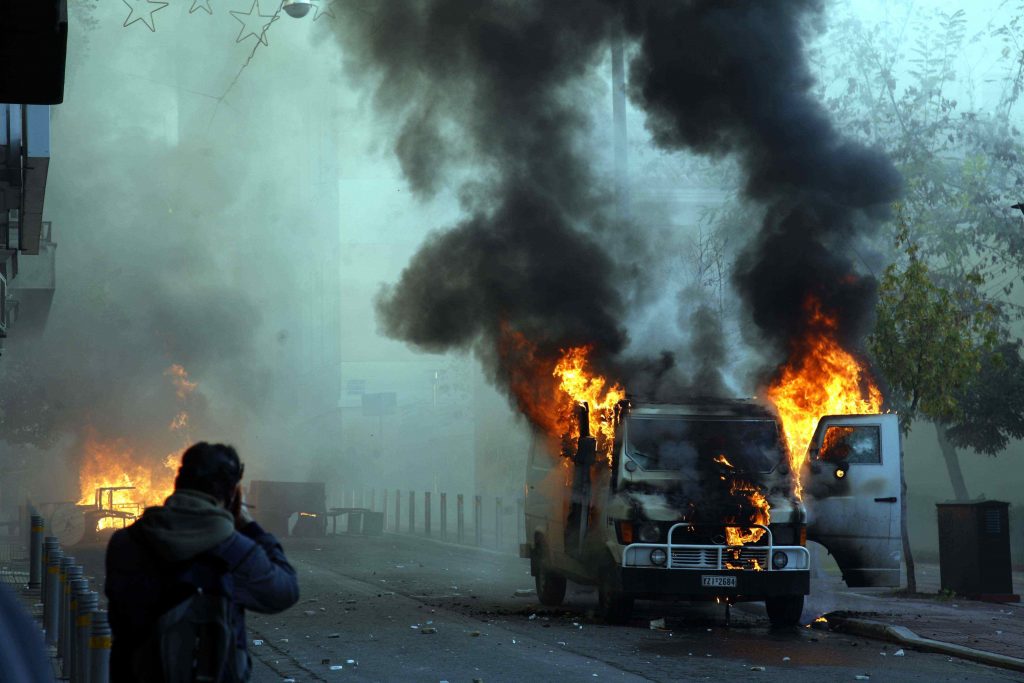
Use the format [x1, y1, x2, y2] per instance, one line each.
[230, 0, 278, 45]
[312, 0, 335, 21]
[121, 0, 168, 31]
[189, 0, 213, 15]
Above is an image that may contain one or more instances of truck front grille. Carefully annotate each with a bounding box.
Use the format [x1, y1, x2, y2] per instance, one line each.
[670, 547, 769, 570]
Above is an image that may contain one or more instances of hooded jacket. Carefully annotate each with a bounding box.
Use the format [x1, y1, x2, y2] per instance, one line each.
[105, 489, 299, 682]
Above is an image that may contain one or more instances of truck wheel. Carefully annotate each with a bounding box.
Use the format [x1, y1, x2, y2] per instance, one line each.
[765, 595, 804, 627]
[597, 570, 633, 624]
[534, 549, 567, 606]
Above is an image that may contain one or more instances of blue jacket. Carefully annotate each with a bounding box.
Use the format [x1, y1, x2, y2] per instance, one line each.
[105, 490, 299, 682]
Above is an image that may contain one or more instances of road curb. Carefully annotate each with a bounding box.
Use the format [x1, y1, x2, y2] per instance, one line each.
[826, 614, 1024, 673]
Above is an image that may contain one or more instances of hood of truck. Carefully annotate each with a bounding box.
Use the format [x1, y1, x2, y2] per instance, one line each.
[608, 468, 803, 525]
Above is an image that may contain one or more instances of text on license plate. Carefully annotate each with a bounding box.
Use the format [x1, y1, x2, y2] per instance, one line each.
[701, 575, 737, 588]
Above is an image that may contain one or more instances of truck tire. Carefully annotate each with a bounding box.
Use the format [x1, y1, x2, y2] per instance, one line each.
[765, 595, 804, 627]
[534, 544, 567, 606]
[597, 567, 633, 624]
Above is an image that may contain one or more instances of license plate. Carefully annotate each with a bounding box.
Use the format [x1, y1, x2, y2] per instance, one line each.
[701, 575, 737, 588]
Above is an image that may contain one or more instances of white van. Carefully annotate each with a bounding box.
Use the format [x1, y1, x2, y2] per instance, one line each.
[521, 398, 902, 626]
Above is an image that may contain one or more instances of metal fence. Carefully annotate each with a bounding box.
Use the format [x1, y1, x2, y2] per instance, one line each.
[340, 488, 525, 552]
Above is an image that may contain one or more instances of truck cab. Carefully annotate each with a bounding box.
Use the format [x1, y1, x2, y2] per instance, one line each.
[522, 398, 902, 626]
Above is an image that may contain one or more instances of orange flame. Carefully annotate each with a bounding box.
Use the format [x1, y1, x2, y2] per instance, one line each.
[169, 411, 189, 431]
[77, 364, 196, 531]
[724, 480, 770, 545]
[165, 363, 197, 400]
[552, 346, 625, 463]
[766, 298, 882, 498]
[501, 326, 624, 465]
[77, 433, 177, 530]
[713, 454, 735, 468]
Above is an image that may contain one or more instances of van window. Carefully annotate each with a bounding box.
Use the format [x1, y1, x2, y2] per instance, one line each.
[819, 425, 881, 464]
[625, 417, 782, 473]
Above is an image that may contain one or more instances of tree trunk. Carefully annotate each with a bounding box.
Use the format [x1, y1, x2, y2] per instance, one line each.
[899, 443, 917, 593]
[935, 422, 969, 501]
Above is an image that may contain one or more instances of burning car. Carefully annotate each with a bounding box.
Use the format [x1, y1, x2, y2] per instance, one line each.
[522, 397, 902, 626]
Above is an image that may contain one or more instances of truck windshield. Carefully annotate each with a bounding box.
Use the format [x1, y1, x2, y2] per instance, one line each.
[625, 417, 782, 473]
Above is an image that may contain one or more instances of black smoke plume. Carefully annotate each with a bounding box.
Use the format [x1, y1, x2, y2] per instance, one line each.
[622, 0, 901, 360]
[336, 0, 900, 405]
[333, 3, 629, 380]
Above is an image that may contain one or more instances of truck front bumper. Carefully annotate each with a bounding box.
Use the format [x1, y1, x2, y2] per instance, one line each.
[618, 566, 809, 599]
[618, 523, 810, 599]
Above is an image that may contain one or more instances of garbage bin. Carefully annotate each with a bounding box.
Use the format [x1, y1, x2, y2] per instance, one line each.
[936, 500, 1019, 602]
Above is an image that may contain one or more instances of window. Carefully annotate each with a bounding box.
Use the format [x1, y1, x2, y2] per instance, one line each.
[819, 425, 880, 464]
[625, 417, 783, 473]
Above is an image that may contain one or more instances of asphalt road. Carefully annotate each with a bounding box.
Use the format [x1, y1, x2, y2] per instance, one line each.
[237, 533, 1019, 683]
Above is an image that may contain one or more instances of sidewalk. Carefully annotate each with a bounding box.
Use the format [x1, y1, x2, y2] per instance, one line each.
[809, 560, 1024, 670]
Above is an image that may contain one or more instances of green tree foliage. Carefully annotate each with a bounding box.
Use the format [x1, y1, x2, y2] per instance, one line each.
[869, 217, 998, 433]
[814, 5, 1024, 309]
[946, 341, 1024, 454]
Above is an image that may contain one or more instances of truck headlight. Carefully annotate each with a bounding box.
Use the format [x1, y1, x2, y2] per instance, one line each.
[771, 551, 789, 570]
[638, 523, 660, 543]
[650, 548, 667, 566]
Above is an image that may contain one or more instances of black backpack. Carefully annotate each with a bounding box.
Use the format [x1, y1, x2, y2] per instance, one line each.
[131, 534, 251, 683]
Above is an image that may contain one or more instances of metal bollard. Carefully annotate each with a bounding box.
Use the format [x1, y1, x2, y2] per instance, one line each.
[408, 491, 415, 533]
[370, 488, 376, 512]
[474, 495, 482, 547]
[75, 590, 98, 683]
[395, 489, 401, 532]
[44, 547, 63, 644]
[496, 497, 503, 549]
[89, 610, 111, 683]
[440, 493, 447, 541]
[457, 494, 465, 544]
[42, 536, 59, 605]
[29, 514, 44, 590]
[60, 561, 81, 664]
[66, 577, 87, 676]
[382, 489, 389, 530]
[424, 492, 431, 537]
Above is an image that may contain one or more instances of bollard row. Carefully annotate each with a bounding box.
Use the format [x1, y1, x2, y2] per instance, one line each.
[30, 515, 110, 683]
[353, 488, 525, 551]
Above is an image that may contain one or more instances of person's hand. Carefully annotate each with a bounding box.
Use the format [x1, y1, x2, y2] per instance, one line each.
[231, 484, 254, 529]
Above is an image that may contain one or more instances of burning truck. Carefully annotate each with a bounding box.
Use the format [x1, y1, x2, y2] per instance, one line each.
[516, 303, 902, 626]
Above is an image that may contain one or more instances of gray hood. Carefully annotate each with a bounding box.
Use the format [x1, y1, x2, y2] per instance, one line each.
[132, 489, 235, 562]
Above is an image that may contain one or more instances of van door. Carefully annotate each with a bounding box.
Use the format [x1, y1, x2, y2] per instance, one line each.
[564, 431, 596, 559]
[525, 431, 558, 553]
[805, 414, 902, 587]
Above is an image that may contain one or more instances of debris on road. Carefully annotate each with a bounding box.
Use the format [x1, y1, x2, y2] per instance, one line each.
[649, 618, 666, 630]
[514, 588, 536, 597]
[750, 666, 766, 671]
[253, 639, 264, 646]
[894, 649, 905, 656]
[421, 627, 438, 634]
